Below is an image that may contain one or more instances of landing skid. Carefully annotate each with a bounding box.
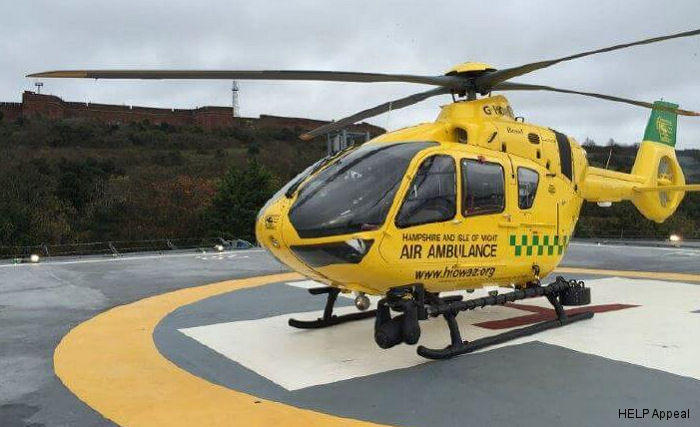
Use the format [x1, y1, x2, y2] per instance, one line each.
[418, 277, 593, 359]
[417, 278, 592, 358]
[418, 311, 593, 359]
[288, 286, 376, 329]
[288, 277, 593, 360]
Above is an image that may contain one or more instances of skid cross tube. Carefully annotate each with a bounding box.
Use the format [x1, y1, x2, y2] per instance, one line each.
[288, 286, 376, 329]
[417, 277, 594, 359]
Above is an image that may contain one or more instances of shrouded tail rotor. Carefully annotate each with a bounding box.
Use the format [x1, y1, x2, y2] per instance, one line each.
[582, 100, 700, 222]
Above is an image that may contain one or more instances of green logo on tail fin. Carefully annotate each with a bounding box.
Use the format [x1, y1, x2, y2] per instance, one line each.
[643, 100, 678, 147]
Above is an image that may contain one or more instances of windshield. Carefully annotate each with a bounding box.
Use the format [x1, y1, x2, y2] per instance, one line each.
[285, 145, 357, 198]
[256, 146, 357, 222]
[289, 142, 437, 238]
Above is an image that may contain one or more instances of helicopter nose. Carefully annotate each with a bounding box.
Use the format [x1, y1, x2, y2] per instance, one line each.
[255, 205, 282, 252]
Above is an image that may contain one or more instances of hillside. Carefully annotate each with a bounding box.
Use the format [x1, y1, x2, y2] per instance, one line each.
[0, 115, 370, 247]
[0, 116, 698, 252]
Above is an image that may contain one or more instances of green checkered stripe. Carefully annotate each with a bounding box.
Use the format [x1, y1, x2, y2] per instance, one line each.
[509, 234, 569, 257]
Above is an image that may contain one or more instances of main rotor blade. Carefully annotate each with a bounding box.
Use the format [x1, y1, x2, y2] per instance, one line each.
[492, 82, 700, 116]
[477, 28, 700, 91]
[300, 87, 450, 140]
[27, 69, 464, 88]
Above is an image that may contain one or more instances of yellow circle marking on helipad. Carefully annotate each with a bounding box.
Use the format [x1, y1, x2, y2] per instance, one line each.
[54, 268, 700, 426]
[555, 267, 700, 282]
[54, 272, 387, 427]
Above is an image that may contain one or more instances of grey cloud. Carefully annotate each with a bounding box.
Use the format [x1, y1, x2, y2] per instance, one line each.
[1, 0, 699, 148]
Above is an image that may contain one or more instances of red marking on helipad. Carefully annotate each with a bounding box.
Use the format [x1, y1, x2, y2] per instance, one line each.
[475, 303, 638, 329]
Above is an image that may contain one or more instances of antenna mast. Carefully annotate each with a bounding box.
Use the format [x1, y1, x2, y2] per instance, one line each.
[231, 81, 240, 117]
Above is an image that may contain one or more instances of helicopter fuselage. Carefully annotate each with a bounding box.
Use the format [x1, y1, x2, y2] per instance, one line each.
[256, 95, 589, 295]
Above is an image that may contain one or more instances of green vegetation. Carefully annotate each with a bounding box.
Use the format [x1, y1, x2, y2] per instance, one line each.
[577, 139, 700, 239]
[0, 117, 697, 249]
[207, 159, 279, 242]
[0, 116, 326, 246]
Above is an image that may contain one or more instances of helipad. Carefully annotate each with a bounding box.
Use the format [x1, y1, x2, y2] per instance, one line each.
[1, 243, 699, 426]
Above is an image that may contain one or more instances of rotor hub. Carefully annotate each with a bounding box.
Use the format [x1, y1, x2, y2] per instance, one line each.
[444, 62, 496, 76]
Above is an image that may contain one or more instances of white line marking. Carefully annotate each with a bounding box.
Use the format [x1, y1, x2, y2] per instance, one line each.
[180, 302, 523, 390]
[570, 242, 699, 253]
[0, 249, 265, 268]
[180, 278, 700, 390]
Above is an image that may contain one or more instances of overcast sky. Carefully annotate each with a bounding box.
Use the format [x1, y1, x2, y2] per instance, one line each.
[2, 0, 700, 148]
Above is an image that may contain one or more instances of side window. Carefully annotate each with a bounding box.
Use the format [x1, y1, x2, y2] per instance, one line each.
[461, 159, 505, 216]
[396, 155, 456, 228]
[517, 167, 539, 209]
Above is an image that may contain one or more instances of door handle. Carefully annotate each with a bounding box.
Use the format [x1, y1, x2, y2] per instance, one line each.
[451, 219, 463, 225]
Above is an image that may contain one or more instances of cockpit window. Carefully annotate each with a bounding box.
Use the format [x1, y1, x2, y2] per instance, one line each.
[284, 145, 357, 198]
[256, 146, 358, 223]
[289, 142, 437, 238]
[517, 167, 539, 209]
[461, 159, 505, 216]
[396, 155, 456, 228]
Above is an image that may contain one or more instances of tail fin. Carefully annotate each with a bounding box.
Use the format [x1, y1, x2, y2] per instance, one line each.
[582, 100, 693, 223]
[642, 100, 678, 147]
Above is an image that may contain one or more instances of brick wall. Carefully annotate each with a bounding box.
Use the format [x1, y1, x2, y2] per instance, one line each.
[0, 102, 22, 121]
[12, 91, 384, 135]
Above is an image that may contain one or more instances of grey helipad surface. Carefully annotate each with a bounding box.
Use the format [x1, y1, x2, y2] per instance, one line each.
[1, 243, 698, 426]
[562, 241, 700, 273]
[155, 282, 699, 427]
[0, 249, 285, 427]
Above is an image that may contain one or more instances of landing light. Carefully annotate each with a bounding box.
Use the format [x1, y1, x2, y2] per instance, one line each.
[669, 234, 682, 243]
[30, 254, 40, 263]
[214, 244, 224, 252]
[354, 292, 371, 311]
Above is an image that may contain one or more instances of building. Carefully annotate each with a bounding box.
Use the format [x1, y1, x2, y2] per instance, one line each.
[0, 91, 384, 136]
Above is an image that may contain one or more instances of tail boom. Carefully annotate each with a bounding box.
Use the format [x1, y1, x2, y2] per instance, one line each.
[581, 140, 687, 223]
[581, 99, 696, 223]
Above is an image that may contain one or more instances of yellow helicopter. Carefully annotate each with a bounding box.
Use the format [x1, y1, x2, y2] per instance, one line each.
[30, 29, 700, 359]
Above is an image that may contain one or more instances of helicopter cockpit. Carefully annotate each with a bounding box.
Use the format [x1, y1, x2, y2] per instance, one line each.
[288, 142, 438, 238]
[256, 135, 527, 294]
